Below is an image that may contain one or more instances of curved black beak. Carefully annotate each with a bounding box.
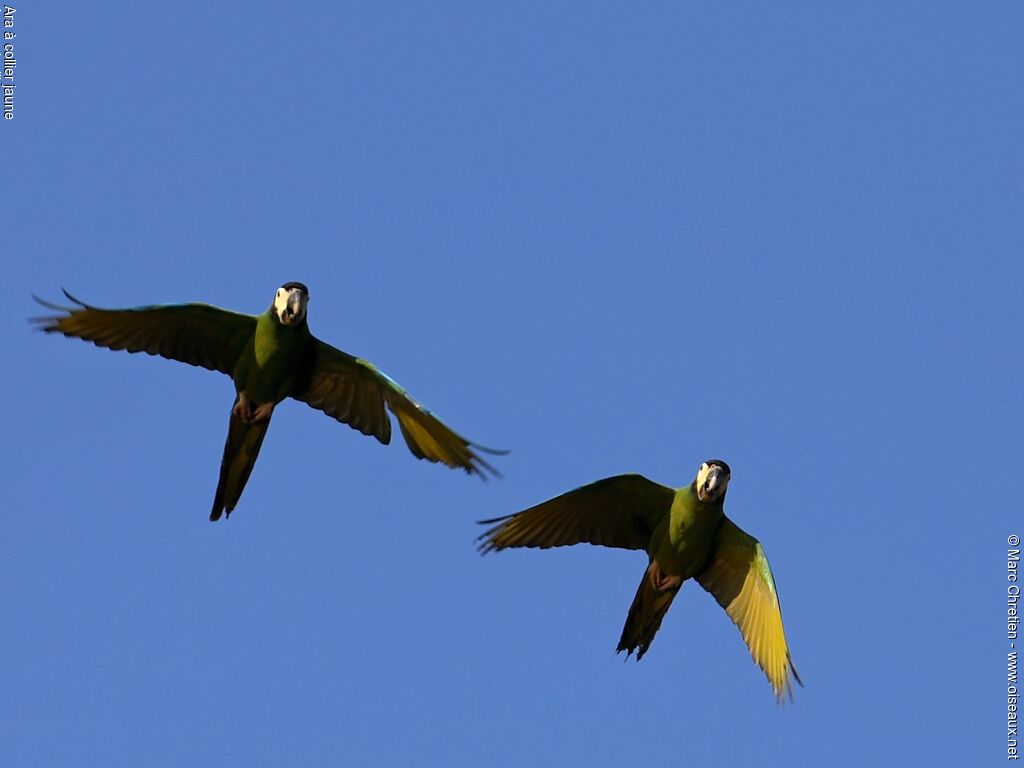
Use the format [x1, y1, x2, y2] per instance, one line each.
[703, 465, 724, 497]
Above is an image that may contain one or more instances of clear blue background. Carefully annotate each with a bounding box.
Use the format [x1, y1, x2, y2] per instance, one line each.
[4, 3, 1019, 765]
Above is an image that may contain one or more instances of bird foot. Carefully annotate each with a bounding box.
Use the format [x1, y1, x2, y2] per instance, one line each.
[251, 402, 274, 422]
[232, 394, 274, 423]
[232, 393, 252, 422]
[647, 560, 682, 593]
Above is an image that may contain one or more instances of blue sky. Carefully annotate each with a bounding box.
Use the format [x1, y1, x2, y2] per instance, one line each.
[4, 3, 1020, 765]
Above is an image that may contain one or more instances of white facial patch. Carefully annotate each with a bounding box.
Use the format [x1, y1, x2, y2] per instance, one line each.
[274, 286, 307, 326]
[696, 461, 729, 502]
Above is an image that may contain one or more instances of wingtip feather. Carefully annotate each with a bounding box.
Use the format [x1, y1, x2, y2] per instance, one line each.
[470, 442, 511, 457]
[61, 287, 93, 309]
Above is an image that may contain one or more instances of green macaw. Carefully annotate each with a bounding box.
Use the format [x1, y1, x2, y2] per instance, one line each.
[33, 283, 501, 520]
[478, 459, 802, 701]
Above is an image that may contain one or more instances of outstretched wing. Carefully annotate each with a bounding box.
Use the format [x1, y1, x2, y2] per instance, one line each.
[31, 290, 256, 376]
[696, 516, 803, 702]
[291, 338, 502, 478]
[478, 474, 675, 553]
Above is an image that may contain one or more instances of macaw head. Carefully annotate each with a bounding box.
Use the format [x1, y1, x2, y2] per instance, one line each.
[695, 459, 731, 503]
[273, 282, 309, 327]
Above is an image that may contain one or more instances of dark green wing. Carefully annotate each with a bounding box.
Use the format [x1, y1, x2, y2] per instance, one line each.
[477, 474, 675, 553]
[696, 516, 802, 702]
[291, 338, 501, 478]
[32, 290, 256, 376]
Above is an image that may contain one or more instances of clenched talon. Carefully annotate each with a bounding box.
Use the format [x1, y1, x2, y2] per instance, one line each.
[646, 559, 682, 592]
[251, 402, 275, 422]
[232, 394, 251, 422]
